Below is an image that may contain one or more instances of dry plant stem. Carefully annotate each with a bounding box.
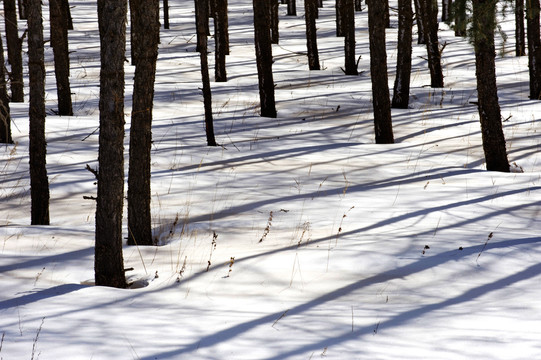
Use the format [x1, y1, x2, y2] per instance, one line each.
[31, 317, 45, 360]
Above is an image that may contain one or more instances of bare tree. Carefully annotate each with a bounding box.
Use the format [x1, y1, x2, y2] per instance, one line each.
[392, 0, 413, 108]
[4, 0, 24, 102]
[214, 0, 229, 81]
[28, 0, 50, 225]
[344, 0, 358, 75]
[49, 0, 73, 115]
[418, 0, 444, 87]
[253, 0, 277, 118]
[527, 0, 541, 99]
[367, 0, 394, 143]
[305, 0, 321, 70]
[472, 0, 509, 172]
[0, 34, 13, 144]
[127, 0, 160, 247]
[95, 0, 128, 288]
[516, 0, 526, 56]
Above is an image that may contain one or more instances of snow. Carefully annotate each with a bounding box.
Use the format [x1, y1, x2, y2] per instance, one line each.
[1, 0, 541, 359]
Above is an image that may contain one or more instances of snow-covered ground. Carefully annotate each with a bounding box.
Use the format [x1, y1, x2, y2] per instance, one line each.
[1, 1, 541, 359]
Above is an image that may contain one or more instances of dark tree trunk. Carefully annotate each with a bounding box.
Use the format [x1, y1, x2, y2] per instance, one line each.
[355, 0, 363, 11]
[413, 0, 425, 44]
[419, 0, 444, 87]
[516, 0, 525, 56]
[270, 0, 279, 44]
[527, 0, 541, 99]
[18, 0, 27, 19]
[62, 0, 74, 30]
[253, 0, 277, 118]
[96, 0, 128, 288]
[344, 0, 358, 75]
[49, 0, 73, 116]
[392, 0, 413, 108]
[4, 0, 24, 102]
[0, 34, 13, 144]
[453, 0, 467, 36]
[127, 0, 160, 247]
[28, 0, 50, 225]
[163, 0, 170, 29]
[196, 0, 218, 145]
[287, 0, 297, 16]
[305, 0, 320, 70]
[367, 0, 394, 144]
[472, 0, 509, 172]
[214, 0, 229, 81]
[384, 0, 390, 28]
[336, 0, 344, 36]
[442, 0, 451, 23]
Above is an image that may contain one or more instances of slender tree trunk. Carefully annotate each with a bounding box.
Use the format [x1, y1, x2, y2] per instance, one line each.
[214, 0, 229, 81]
[63, 0, 74, 30]
[253, 0, 277, 118]
[442, 0, 450, 22]
[4, 0, 24, 102]
[516, 0, 525, 56]
[472, 0, 509, 172]
[49, 0, 73, 115]
[527, 0, 541, 99]
[454, 0, 467, 37]
[355, 0, 363, 12]
[0, 34, 13, 144]
[270, 0, 279, 44]
[344, 0, 358, 75]
[196, 0, 218, 145]
[305, 0, 320, 70]
[163, 0, 170, 29]
[95, 0, 128, 288]
[419, 0, 444, 87]
[392, 0, 413, 108]
[18, 0, 27, 19]
[28, 0, 50, 225]
[287, 0, 297, 16]
[336, 0, 344, 36]
[367, 0, 394, 143]
[413, 0, 425, 44]
[127, 0, 160, 246]
[384, 0, 390, 28]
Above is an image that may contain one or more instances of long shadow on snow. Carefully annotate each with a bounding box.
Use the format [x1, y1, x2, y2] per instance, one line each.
[142, 236, 541, 359]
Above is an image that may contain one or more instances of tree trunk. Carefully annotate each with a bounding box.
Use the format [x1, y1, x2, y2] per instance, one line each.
[196, 0, 218, 145]
[18, 0, 27, 19]
[305, 0, 320, 70]
[163, 0, 170, 29]
[214, 0, 229, 81]
[355, 0, 363, 12]
[49, 0, 73, 116]
[527, 0, 541, 99]
[336, 0, 344, 36]
[287, 0, 297, 16]
[270, 0, 279, 44]
[0, 34, 13, 144]
[127, 0, 160, 247]
[516, 0, 525, 56]
[454, 0, 467, 37]
[384, 0, 390, 28]
[253, 0, 277, 118]
[28, 0, 50, 225]
[472, 0, 509, 172]
[367, 0, 394, 143]
[419, 0, 444, 87]
[442, 0, 451, 23]
[344, 0, 358, 75]
[4, 0, 24, 102]
[62, 0, 74, 30]
[392, 0, 413, 108]
[413, 0, 425, 44]
[96, 0, 128, 288]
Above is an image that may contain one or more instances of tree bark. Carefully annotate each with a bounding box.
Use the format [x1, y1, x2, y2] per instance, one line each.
[454, 0, 467, 37]
[127, 0, 160, 247]
[0, 34, 13, 144]
[49, 0, 73, 116]
[367, 0, 394, 143]
[516, 0, 525, 56]
[4, 0, 24, 102]
[344, 0, 358, 75]
[196, 0, 218, 145]
[287, 0, 297, 16]
[336, 0, 344, 36]
[270, 0, 279, 44]
[96, 0, 128, 288]
[392, 0, 413, 108]
[253, 0, 277, 118]
[163, 0, 170, 29]
[18, 0, 27, 19]
[413, 0, 425, 44]
[472, 0, 509, 172]
[305, 0, 321, 70]
[527, 0, 541, 99]
[28, 0, 50, 225]
[419, 0, 444, 87]
[214, 0, 229, 81]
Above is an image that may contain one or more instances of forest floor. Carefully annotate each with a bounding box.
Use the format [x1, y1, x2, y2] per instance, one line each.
[1, 0, 541, 359]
